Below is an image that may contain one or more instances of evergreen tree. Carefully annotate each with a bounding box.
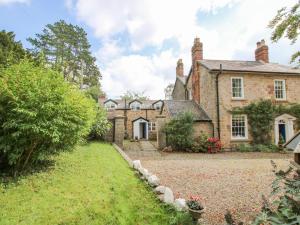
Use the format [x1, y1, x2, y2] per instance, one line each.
[0, 30, 26, 68]
[28, 20, 101, 87]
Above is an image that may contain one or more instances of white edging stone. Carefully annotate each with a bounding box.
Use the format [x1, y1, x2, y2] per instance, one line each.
[113, 143, 184, 212]
[148, 175, 160, 187]
[154, 186, 166, 194]
[174, 198, 187, 211]
[163, 187, 174, 204]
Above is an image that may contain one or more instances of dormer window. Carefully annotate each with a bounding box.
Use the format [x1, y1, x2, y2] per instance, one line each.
[153, 101, 163, 110]
[130, 101, 142, 110]
[104, 100, 117, 110]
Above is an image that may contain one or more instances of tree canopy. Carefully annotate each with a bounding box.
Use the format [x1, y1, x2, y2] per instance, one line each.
[28, 20, 101, 87]
[0, 30, 26, 68]
[269, 2, 300, 65]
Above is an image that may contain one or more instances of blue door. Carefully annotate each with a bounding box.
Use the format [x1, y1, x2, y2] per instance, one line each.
[279, 124, 286, 143]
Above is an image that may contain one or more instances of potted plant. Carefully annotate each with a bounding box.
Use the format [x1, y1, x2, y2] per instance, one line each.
[186, 195, 205, 220]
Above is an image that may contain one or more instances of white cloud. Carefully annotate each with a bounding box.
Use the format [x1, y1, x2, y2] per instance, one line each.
[101, 50, 178, 99]
[0, 0, 29, 5]
[69, 0, 299, 98]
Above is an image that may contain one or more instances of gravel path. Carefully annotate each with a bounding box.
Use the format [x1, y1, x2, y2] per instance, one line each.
[139, 152, 292, 225]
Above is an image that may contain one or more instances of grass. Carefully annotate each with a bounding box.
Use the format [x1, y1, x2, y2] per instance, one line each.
[0, 142, 192, 225]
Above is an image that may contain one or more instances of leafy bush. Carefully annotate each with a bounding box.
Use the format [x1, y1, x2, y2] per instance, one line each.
[164, 112, 194, 151]
[253, 161, 300, 225]
[88, 108, 112, 140]
[0, 60, 96, 173]
[192, 132, 209, 153]
[236, 143, 280, 152]
[236, 143, 253, 152]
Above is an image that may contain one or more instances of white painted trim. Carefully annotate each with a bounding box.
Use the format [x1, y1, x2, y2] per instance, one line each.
[274, 79, 287, 101]
[231, 114, 248, 140]
[274, 114, 295, 145]
[133, 118, 149, 140]
[231, 77, 245, 100]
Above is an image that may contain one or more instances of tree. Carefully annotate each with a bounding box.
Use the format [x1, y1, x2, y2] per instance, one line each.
[269, 2, 300, 65]
[120, 90, 149, 101]
[0, 30, 26, 68]
[164, 112, 194, 150]
[0, 60, 96, 174]
[164, 83, 174, 100]
[27, 20, 101, 87]
[84, 85, 103, 102]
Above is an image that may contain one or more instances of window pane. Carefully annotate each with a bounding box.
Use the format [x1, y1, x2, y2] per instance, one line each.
[232, 115, 246, 138]
[274, 80, 285, 99]
[232, 78, 243, 98]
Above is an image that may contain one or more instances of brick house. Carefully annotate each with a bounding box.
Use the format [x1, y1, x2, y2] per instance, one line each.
[171, 37, 300, 148]
[99, 98, 165, 141]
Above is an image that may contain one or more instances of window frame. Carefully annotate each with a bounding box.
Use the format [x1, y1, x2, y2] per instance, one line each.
[148, 122, 156, 131]
[231, 114, 248, 140]
[274, 79, 286, 101]
[104, 101, 117, 110]
[231, 77, 244, 100]
[130, 101, 142, 111]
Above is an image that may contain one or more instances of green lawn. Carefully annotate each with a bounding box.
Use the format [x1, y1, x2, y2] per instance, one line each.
[0, 142, 192, 225]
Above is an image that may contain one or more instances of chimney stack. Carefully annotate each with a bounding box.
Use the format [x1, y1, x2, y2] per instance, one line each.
[191, 37, 203, 105]
[192, 37, 203, 65]
[255, 39, 269, 63]
[176, 59, 184, 77]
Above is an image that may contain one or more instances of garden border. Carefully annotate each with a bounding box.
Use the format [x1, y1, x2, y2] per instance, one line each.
[112, 143, 192, 214]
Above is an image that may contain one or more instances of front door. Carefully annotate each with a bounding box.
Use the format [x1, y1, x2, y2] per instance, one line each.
[140, 122, 147, 139]
[279, 123, 286, 143]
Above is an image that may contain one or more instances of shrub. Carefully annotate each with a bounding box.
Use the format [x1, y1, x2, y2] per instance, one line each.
[0, 60, 96, 173]
[253, 161, 300, 225]
[236, 143, 280, 153]
[88, 108, 112, 140]
[164, 112, 194, 151]
[236, 143, 253, 152]
[192, 132, 209, 153]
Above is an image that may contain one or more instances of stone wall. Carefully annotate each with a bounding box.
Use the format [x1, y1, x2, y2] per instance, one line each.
[199, 69, 300, 148]
[172, 78, 186, 100]
[193, 121, 213, 138]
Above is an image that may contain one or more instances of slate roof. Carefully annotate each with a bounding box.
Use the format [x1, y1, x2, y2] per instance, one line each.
[198, 59, 300, 74]
[104, 99, 163, 109]
[284, 131, 300, 153]
[164, 100, 211, 121]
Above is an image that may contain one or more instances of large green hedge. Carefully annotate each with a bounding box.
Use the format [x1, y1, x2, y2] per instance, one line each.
[0, 61, 96, 173]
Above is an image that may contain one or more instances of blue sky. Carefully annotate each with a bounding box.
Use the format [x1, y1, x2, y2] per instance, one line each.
[1, 0, 299, 99]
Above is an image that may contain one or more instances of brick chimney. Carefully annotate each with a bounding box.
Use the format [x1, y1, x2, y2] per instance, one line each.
[176, 59, 184, 77]
[255, 39, 269, 63]
[191, 37, 203, 104]
[192, 37, 203, 64]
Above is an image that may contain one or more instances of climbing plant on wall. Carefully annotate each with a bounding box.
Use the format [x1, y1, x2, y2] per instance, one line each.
[232, 100, 300, 145]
